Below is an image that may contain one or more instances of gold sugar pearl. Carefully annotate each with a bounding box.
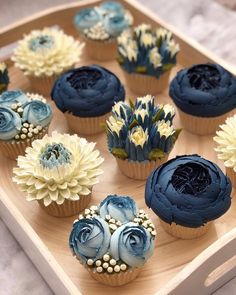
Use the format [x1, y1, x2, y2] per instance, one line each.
[11, 103, 17, 110]
[87, 259, 94, 266]
[17, 102, 22, 107]
[96, 266, 103, 273]
[90, 205, 98, 211]
[28, 132, 33, 138]
[109, 218, 116, 224]
[120, 264, 127, 271]
[23, 123, 29, 128]
[116, 221, 122, 226]
[151, 230, 157, 236]
[15, 134, 20, 140]
[37, 125, 43, 131]
[17, 107, 23, 113]
[86, 214, 92, 219]
[105, 215, 111, 220]
[84, 209, 90, 215]
[139, 209, 145, 214]
[102, 262, 109, 269]
[33, 128, 39, 134]
[30, 124, 34, 128]
[28, 128, 33, 133]
[20, 134, 26, 140]
[78, 214, 84, 220]
[22, 128, 28, 134]
[109, 259, 116, 266]
[134, 218, 140, 223]
[147, 227, 152, 232]
[109, 224, 117, 231]
[103, 254, 110, 261]
[114, 265, 120, 273]
[95, 260, 102, 267]
[107, 267, 113, 273]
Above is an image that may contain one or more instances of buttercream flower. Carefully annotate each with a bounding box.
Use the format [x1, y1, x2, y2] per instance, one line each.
[149, 48, 162, 69]
[140, 33, 155, 48]
[162, 104, 175, 121]
[104, 14, 130, 38]
[74, 8, 101, 30]
[0, 62, 9, 94]
[110, 222, 154, 267]
[156, 120, 175, 137]
[112, 101, 131, 121]
[134, 24, 151, 36]
[12, 28, 84, 77]
[0, 90, 28, 107]
[99, 195, 138, 223]
[166, 39, 180, 58]
[129, 126, 149, 148]
[155, 28, 172, 41]
[106, 116, 125, 136]
[13, 131, 104, 206]
[135, 95, 154, 111]
[0, 107, 22, 140]
[69, 216, 111, 262]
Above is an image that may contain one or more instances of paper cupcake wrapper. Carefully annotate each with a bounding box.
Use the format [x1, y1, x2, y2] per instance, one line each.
[81, 35, 117, 61]
[37, 193, 91, 217]
[28, 75, 58, 98]
[116, 157, 168, 180]
[123, 70, 170, 95]
[226, 167, 236, 189]
[0, 127, 48, 161]
[160, 219, 211, 239]
[87, 266, 141, 286]
[65, 112, 110, 136]
[177, 108, 235, 136]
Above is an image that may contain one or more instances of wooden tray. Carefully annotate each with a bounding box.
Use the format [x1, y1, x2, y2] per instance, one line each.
[0, 1, 236, 294]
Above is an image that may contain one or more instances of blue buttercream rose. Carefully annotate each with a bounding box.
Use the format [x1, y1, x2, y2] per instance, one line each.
[110, 222, 155, 267]
[22, 100, 52, 127]
[0, 90, 28, 107]
[74, 8, 101, 31]
[99, 194, 138, 223]
[100, 1, 124, 14]
[104, 14, 129, 38]
[0, 107, 22, 140]
[69, 216, 111, 262]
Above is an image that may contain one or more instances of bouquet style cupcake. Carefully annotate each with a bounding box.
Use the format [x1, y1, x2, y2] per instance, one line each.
[105, 95, 181, 180]
[0, 62, 9, 94]
[51, 65, 125, 135]
[69, 195, 156, 286]
[74, 1, 133, 61]
[214, 114, 236, 188]
[169, 63, 236, 135]
[145, 155, 232, 239]
[12, 28, 84, 97]
[0, 90, 52, 160]
[13, 131, 104, 217]
[117, 24, 180, 95]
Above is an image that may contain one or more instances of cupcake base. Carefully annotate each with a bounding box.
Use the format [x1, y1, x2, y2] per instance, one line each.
[122, 70, 170, 95]
[65, 112, 110, 135]
[116, 157, 168, 180]
[87, 267, 141, 286]
[177, 108, 235, 135]
[28, 75, 58, 98]
[37, 194, 91, 217]
[160, 219, 212, 239]
[0, 127, 48, 160]
[226, 167, 236, 188]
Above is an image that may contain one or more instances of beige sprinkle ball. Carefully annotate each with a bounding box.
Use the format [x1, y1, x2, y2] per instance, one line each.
[105, 215, 111, 220]
[142, 222, 148, 228]
[22, 128, 28, 134]
[37, 125, 43, 131]
[103, 254, 110, 262]
[102, 262, 109, 269]
[78, 214, 84, 220]
[147, 227, 152, 232]
[28, 128, 33, 133]
[87, 259, 94, 266]
[28, 132, 33, 138]
[149, 223, 155, 228]
[152, 230, 157, 236]
[107, 267, 113, 273]
[116, 221, 122, 226]
[95, 260, 102, 267]
[86, 214, 92, 219]
[17, 102, 21, 106]
[23, 123, 29, 128]
[30, 124, 34, 128]
[96, 266, 103, 273]
[33, 128, 39, 134]
[20, 134, 26, 140]
[139, 209, 145, 214]
[11, 103, 17, 110]
[120, 264, 127, 271]
[134, 218, 140, 223]
[14, 134, 20, 140]
[109, 218, 116, 224]
[114, 265, 120, 273]
[84, 209, 90, 215]
[109, 224, 117, 231]
[17, 107, 23, 113]
[110, 259, 116, 266]
[90, 205, 98, 211]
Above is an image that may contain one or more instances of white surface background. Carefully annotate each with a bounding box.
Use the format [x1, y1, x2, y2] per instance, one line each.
[0, 0, 236, 294]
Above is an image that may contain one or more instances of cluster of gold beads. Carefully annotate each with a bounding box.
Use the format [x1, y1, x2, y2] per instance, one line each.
[84, 23, 109, 41]
[134, 209, 157, 237]
[105, 215, 122, 232]
[87, 254, 128, 274]
[14, 122, 43, 140]
[74, 205, 99, 223]
[26, 93, 47, 103]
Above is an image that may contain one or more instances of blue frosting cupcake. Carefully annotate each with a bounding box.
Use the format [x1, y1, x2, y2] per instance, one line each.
[145, 154, 232, 239]
[169, 63, 236, 135]
[0, 62, 9, 94]
[51, 65, 125, 135]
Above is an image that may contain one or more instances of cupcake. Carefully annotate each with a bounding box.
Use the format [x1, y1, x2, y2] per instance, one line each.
[12, 28, 84, 97]
[106, 95, 181, 180]
[0, 62, 9, 94]
[51, 65, 125, 135]
[0, 90, 52, 160]
[169, 63, 236, 135]
[74, 1, 133, 61]
[214, 114, 236, 188]
[145, 154, 231, 239]
[13, 131, 104, 217]
[69, 194, 156, 286]
[117, 24, 180, 95]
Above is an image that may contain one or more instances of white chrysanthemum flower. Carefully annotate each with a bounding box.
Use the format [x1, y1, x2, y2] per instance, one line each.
[166, 39, 180, 58]
[162, 104, 175, 118]
[134, 23, 151, 35]
[149, 48, 162, 68]
[129, 126, 148, 148]
[12, 27, 84, 77]
[214, 115, 236, 171]
[140, 33, 155, 48]
[156, 120, 175, 137]
[156, 28, 172, 41]
[13, 131, 104, 206]
[107, 116, 125, 136]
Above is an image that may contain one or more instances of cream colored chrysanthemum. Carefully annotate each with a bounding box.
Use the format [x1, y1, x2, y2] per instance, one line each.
[12, 28, 84, 77]
[214, 115, 236, 171]
[13, 131, 104, 206]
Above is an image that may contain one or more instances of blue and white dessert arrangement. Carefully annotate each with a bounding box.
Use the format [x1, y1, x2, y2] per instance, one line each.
[145, 154, 232, 239]
[117, 24, 180, 94]
[0, 90, 52, 160]
[0, 62, 9, 94]
[169, 63, 236, 135]
[105, 95, 181, 180]
[74, 1, 133, 61]
[12, 27, 84, 96]
[51, 65, 125, 135]
[69, 194, 156, 286]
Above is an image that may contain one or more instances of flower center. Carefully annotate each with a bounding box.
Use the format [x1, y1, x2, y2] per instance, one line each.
[67, 68, 102, 90]
[171, 162, 211, 195]
[29, 35, 54, 51]
[40, 143, 71, 169]
[187, 65, 221, 91]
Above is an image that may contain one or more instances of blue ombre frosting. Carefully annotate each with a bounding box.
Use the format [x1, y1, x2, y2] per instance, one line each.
[51, 65, 125, 117]
[0, 107, 22, 140]
[145, 154, 232, 228]
[0, 90, 28, 107]
[169, 64, 236, 117]
[29, 35, 54, 51]
[74, 8, 101, 31]
[0, 63, 9, 94]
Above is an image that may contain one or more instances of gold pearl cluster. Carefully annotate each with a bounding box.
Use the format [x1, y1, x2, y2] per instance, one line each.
[74, 205, 98, 223]
[87, 254, 128, 274]
[26, 92, 47, 104]
[84, 22, 109, 41]
[105, 215, 122, 232]
[134, 209, 157, 237]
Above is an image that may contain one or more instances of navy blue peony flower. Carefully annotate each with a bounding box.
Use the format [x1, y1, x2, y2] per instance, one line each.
[51, 65, 125, 117]
[145, 154, 232, 228]
[0, 90, 28, 107]
[99, 195, 138, 223]
[169, 64, 236, 117]
[0, 107, 22, 140]
[69, 216, 111, 263]
[0, 62, 9, 94]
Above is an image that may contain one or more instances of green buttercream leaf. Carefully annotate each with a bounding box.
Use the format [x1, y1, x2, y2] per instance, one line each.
[100, 122, 108, 133]
[152, 107, 164, 123]
[129, 98, 135, 110]
[148, 149, 165, 160]
[129, 119, 139, 130]
[172, 128, 182, 141]
[135, 66, 147, 73]
[162, 63, 174, 72]
[117, 56, 124, 65]
[111, 148, 128, 159]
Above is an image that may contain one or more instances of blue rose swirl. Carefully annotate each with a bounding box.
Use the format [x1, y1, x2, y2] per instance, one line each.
[0, 107, 22, 140]
[99, 194, 138, 223]
[69, 216, 111, 262]
[104, 14, 129, 38]
[22, 100, 52, 127]
[110, 222, 154, 267]
[0, 90, 28, 107]
[145, 154, 232, 228]
[100, 1, 124, 14]
[51, 65, 125, 117]
[169, 63, 236, 117]
[74, 8, 101, 31]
